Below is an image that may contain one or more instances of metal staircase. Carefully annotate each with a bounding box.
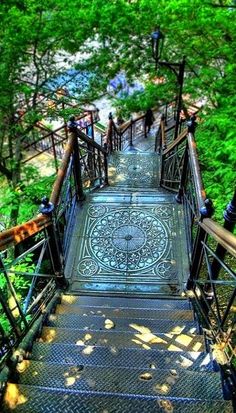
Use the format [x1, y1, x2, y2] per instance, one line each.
[0, 105, 235, 412]
[2, 294, 233, 412]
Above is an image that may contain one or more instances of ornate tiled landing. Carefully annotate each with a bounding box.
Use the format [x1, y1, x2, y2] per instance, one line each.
[108, 152, 159, 188]
[69, 198, 188, 296]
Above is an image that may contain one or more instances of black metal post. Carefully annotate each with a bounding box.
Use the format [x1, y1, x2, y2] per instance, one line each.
[108, 112, 113, 153]
[40, 198, 66, 288]
[206, 190, 236, 291]
[103, 152, 109, 185]
[129, 118, 133, 147]
[186, 225, 207, 290]
[186, 201, 213, 290]
[175, 144, 189, 203]
[69, 126, 85, 201]
[174, 57, 185, 140]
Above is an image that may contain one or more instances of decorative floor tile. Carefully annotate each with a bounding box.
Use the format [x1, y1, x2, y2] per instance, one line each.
[108, 153, 159, 188]
[70, 202, 185, 293]
[68, 151, 188, 295]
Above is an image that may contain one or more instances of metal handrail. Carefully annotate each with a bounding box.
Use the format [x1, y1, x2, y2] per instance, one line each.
[200, 218, 236, 258]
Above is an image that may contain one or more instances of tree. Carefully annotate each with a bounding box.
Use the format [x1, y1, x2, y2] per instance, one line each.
[0, 0, 235, 224]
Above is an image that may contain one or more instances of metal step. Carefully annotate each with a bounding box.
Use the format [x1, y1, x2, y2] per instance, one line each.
[60, 294, 191, 310]
[88, 192, 176, 205]
[55, 305, 194, 321]
[69, 281, 182, 297]
[16, 361, 224, 400]
[40, 327, 205, 352]
[3, 385, 233, 413]
[46, 313, 198, 334]
[31, 343, 214, 372]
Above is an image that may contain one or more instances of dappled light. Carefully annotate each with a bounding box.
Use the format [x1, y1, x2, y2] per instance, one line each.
[154, 382, 171, 395]
[63, 366, 83, 388]
[139, 372, 153, 381]
[104, 319, 115, 329]
[8, 296, 20, 318]
[82, 345, 94, 355]
[62, 295, 77, 304]
[157, 399, 174, 413]
[76, 333, 93, 346]
[174, 334, 193, 347]
[4, 383, 28, 409]
[16, 360, 30, 373]
[40, 328, 57, 343]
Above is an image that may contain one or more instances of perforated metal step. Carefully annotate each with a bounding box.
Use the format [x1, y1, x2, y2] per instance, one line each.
[3, 385, 233, 413]
[16, 361, 224, 400]
[31, 343, 214, 372]
[55, 305, 194, 321]
[40, 326, 205, 352]
[60, 295, 191, 310]
[46, 313, 198, 334]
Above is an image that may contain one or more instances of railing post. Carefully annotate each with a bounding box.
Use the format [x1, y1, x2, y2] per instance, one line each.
[174, 56, 186, 140]
[68, 121, 85, 201]
[40, 198, 66, 288]
[206, 190, 236, 291]
[186, 200, 214, 290]
[129, 117, 133, 147]
[51, 132, 58, 172]
[165, 103, 168, 125]
[90, 111, 95, 140]
[103, 151, 109, 185]
[175, 144, 189, 203]
[107, 112, 113, 153]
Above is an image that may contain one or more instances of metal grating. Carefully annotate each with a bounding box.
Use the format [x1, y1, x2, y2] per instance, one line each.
[55, 305, 194, 321]
[60, 295, 191, 310]
[46, 314, 198, 334]
[40, 326, 205, 352]
[3, 385, 233, 413]
[17, 361, 224, 400]
[31, 343, 214, 372]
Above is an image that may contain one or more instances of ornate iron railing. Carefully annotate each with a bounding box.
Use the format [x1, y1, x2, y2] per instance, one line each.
[160, 126, 236, 387]
[0, 126, 108, 368]
[105, 113, 146, 152]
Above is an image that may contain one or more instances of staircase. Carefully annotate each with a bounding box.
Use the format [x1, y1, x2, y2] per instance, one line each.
[2, 149, 233, 412]
[2, 295, 232, 412]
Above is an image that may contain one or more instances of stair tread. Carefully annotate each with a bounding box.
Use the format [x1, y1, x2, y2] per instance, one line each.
[55, 305, 194, 321]
[32, 343, 213, 371]
[3, 385, 232, 413]
[16, 361, 224, 400]
[47, 313, 198, 334]
[40, 326, 205, 351]
[61, 294, 191, 310]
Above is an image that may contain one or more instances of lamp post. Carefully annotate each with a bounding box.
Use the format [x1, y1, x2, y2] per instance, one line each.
[151, 28, 185, 140]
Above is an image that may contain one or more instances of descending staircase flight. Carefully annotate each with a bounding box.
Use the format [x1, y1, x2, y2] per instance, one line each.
[1, 118, 234, 412]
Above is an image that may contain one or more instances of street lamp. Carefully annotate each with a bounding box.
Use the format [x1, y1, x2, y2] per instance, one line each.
[151, 28, 185, 140]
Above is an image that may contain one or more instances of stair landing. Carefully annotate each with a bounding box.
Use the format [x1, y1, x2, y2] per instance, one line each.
[67, 152, 188, 296]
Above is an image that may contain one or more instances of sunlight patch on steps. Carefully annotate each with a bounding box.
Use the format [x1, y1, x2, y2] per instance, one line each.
[40, 328, 57, 343]
[61, 295, 77, 304]
[16, 359, 31, 373]
[157, 399, 174, 413]
[4, 383, 28, 409]
[63, 365, 84, 387]
[76, 333, 93, 346]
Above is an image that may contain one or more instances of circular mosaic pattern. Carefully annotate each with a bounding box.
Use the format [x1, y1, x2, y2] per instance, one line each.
[89, 208, 169, 272]
[112, 225, 146, 252]
[78, 258, 99, 276]
[115, 158, 153, 181]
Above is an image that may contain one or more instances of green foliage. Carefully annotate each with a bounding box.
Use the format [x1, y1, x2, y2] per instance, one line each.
[0, 0, 235, 226]
[0, 167, 56, 228]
